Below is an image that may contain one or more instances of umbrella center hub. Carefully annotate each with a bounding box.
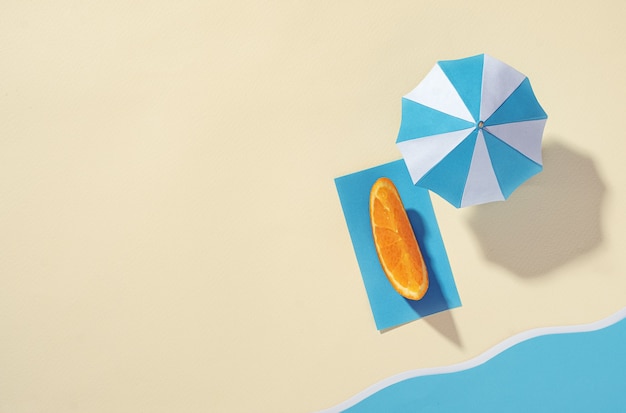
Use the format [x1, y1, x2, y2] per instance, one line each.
[477, 121, 485, 129]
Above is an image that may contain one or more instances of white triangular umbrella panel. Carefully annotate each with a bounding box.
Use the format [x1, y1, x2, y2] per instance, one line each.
[484, 119, 546, 165]
[479, 55, 526, 121]
[397, 127, 475, 184]
[460, 130, 505, 207]
[404, 64, 475, 123]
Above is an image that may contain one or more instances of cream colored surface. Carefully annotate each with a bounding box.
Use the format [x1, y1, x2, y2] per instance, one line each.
[1, 2, 625, 412]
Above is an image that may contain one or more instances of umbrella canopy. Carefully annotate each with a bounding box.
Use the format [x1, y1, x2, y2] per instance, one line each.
[396, 54, 547, 208]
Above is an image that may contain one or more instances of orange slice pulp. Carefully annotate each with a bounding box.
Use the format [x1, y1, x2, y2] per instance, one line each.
[369, 177, 428, 300]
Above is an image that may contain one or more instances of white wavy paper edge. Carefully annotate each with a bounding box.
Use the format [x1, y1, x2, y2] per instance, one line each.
[317, 306, 626, 413]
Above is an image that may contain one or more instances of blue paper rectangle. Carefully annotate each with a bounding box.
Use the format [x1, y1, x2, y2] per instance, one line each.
[335, 160, 461, 330]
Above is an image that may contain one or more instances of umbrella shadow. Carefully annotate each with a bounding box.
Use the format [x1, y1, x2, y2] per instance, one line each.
[381, 209, 462, 346]
[466, 140, 606, 277]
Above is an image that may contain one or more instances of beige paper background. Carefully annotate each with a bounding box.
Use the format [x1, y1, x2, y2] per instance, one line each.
[1, 1, 625, 412]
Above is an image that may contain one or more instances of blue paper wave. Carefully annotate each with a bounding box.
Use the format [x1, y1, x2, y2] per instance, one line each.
[319, 308, 626, 412]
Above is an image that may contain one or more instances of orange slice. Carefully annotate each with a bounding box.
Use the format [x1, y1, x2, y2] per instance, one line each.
[369, 177, 428, 300]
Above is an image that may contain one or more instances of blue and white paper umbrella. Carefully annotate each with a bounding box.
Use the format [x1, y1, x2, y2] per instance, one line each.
[396, 54, 548, 208]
